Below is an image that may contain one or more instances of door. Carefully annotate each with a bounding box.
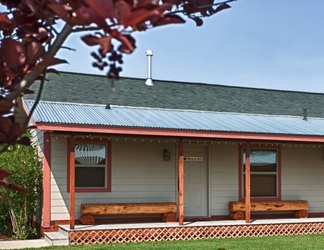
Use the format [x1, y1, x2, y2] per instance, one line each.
[183, 146, 208, 217]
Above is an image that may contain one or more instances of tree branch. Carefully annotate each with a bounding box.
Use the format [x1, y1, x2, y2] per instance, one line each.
[196, 0, 236, 10]
[61, 46, 76, 51]
[168, 0, 237, 15]
[6, 23, 73, 101]
[72, 26, 102, 33]
[22, 70, 46, 129]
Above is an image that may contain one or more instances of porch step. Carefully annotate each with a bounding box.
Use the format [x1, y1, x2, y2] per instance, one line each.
[44, 231, 69, 246]
[58, 225, 69, 238]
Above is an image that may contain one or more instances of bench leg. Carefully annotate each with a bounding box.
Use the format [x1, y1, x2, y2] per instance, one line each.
[230, 211, 245, 220]
[79, 214, 95, 225]
[293, 210, 308, 219]
[162, 212, 176, 222]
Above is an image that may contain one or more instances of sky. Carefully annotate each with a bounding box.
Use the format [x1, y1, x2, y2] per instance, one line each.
[56, 0, 324, 93]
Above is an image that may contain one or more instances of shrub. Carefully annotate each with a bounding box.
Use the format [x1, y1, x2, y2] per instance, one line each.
[0, 136, 43, 239]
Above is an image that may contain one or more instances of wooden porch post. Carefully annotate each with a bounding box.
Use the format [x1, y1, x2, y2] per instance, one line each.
[178, 139, 184, 226]
[69, 137, 75, 229]
[43, 132, 51, 229]
[245, 143, 251, 223]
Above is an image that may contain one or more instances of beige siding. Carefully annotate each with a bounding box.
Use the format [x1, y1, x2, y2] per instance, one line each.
[49, 137, 324, 221]
[50, 137, 69, 220]
[50, 137, 177, 220]
[281, 145, 324, 213]
[208, 143, 324, 216]
[210, 143, 238, 216]
[112, 140, 176, 201]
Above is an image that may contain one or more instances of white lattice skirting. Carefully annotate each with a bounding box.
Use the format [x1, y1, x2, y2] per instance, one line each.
[69, 222, 324, 244]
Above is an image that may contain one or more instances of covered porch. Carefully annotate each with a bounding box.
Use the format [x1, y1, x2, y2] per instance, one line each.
[23, 100, 324, 242]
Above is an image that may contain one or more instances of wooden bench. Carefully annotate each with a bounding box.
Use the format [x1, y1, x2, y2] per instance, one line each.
[228, 200, 308, 220]
[79, 202, 177, 225]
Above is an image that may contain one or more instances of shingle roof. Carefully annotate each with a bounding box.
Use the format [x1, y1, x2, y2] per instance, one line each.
[24, 72, 324, 118]
[23, 100, 324, 136]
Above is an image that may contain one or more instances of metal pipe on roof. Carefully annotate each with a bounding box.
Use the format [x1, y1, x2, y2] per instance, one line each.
[145, 50, 154, 86]
[303, 108, 307, 121]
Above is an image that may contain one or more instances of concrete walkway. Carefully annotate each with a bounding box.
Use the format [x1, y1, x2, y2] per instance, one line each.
[0, 239, 50, 249]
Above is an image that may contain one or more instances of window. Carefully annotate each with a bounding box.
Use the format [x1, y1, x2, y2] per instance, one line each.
[239, 145, 281, 200]
[68, 138, 111, 192]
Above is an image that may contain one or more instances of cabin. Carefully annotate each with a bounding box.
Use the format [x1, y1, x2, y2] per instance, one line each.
[20, 72, 324, 245]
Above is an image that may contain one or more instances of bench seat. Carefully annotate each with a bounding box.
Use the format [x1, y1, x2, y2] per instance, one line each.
[228, 200, 308, 220]
[80, 202, 177, 225]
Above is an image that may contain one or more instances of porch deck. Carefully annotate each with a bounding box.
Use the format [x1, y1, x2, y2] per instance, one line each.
[59, 218, 324, 245]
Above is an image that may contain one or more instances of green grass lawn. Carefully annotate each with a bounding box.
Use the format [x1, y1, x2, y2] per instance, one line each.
[22, 234, 324, 250]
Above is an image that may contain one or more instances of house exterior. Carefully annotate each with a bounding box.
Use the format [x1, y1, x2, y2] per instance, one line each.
[21, 72, 324, 238]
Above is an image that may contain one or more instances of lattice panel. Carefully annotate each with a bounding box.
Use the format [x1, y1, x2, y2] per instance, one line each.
[69, 222, 324, 245]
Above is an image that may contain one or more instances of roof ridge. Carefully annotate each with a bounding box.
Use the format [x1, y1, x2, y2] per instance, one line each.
[58, 71, 324, 95]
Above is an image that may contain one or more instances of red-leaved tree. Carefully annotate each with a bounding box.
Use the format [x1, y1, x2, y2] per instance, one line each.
[0, 0, 236, 193]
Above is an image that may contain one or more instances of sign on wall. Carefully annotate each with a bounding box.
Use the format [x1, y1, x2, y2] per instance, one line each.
[184, 157, 203, 162]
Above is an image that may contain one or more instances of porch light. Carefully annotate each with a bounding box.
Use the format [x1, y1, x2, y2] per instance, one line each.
[163, 150, 170, 161]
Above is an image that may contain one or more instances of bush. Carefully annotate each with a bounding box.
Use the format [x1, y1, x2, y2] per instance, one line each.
[0, 136, 43, 240]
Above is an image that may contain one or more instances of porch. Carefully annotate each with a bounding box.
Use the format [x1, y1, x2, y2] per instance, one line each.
[50, 218, 324, 245]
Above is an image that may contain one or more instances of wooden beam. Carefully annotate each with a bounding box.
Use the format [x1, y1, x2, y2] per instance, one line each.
[178, 140, 184, 226]
[35, 123, 324, 144]
[229, 200, 308, 212]
[69, 137, 75, 229]
[229, 200, 309, 220]
[81, 202, 177, 215]
[245, 144, 251, 223]
[42, 132, 51, 229]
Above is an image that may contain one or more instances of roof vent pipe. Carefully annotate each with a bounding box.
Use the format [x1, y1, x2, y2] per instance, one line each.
[303, 108, 307, 121]
[145, 50, 154, 86]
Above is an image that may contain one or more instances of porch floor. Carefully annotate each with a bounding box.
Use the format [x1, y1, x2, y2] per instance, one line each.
[60, 217, 324, 231]
[59, 217, 324, 245]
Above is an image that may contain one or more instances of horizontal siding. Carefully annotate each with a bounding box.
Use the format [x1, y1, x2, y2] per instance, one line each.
[210, 144, 238, 216]
[281, 146, 324, 213]
[112, 185, 175, 192]
[105, 140, 176, 209]
[50, 138, 177, 219]
[209, 143, 324, 216]
[51, 191, 69, 200]
[50, 137, 68, 221]
[48, 137, 324, 222]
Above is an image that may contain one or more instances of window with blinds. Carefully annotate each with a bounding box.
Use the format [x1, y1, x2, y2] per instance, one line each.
[242, 149, 278, 198]
[74, 143, 107, 188]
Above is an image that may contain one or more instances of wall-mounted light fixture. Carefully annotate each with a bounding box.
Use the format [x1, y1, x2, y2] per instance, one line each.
[163, 150, 170, 161]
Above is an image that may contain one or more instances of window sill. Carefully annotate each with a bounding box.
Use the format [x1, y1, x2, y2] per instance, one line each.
[240, 197, 281, 202]
[69, 187, 111, 193]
